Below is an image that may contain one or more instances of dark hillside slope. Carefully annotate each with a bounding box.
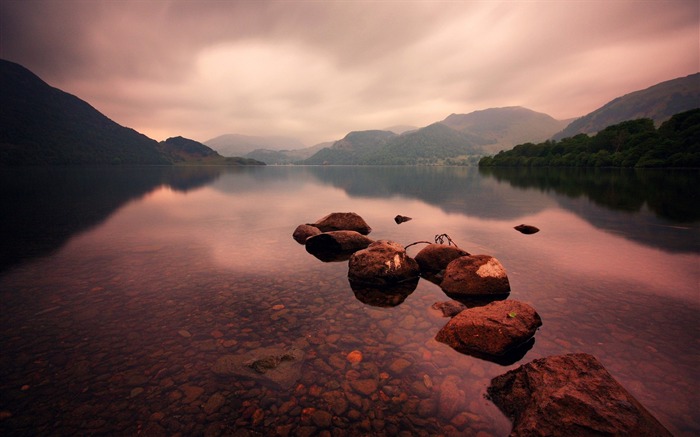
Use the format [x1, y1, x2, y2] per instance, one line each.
[0, 59, 169, 165]
[553, 73, 700, 140]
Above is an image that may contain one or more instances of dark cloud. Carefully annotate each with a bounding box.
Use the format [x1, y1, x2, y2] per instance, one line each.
[1, 0, 697, 144]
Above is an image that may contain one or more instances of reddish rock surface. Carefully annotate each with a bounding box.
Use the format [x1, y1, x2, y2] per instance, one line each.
[311, 212, 372, 235]
[292, 224, 321, 244]
[348, 240, 420, 285]
[435, 300, 541, 358]
[440, 254, 510, 297]
[487, 353, 672, 437]
[414, 244, 470, 277]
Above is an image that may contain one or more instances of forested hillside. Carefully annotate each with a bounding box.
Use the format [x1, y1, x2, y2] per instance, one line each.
[479, 109, 700, 168]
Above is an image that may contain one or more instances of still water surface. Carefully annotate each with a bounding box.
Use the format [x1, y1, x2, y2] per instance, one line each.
[1, 166, 698, 436]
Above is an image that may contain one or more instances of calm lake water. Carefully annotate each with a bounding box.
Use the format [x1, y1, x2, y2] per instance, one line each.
[1, 166, 698, 436]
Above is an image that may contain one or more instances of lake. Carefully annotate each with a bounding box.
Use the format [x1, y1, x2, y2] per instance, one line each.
[1, 165, 698, 436]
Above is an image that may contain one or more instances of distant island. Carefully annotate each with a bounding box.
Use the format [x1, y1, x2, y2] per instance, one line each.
[479, 109, 699, 168]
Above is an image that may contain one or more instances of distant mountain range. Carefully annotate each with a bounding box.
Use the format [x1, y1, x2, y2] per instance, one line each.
[0, 59, 262, 166]
[552, 73, 700, 140]
[204, 134, 306, 157]
[2, 58, 697, 166]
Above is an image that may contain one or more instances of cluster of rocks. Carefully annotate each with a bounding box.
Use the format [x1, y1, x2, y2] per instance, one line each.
[294, 212, 671, 436]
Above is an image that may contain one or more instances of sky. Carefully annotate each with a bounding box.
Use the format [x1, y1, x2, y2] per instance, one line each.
[1, 1, 698, 146]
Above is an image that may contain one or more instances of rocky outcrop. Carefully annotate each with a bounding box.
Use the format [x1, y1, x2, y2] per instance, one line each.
[348, 240, 420, 286]
[514, 224, 539, 235]
[292, 224, 322, 244]
[435, 300, 541, 362]
[305, 231, 374, 262]
[415, 244, 470, 277]
[440, 255, 510, 297]
[487, 353, 672, 437]
[311, 212, 372, 235]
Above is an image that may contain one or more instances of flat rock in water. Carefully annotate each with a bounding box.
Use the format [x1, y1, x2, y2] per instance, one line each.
[440, 255, 510, 297]
[311, 212, 372, 235]
[487, 353, 672, 437]
[514, 224, 540, 234]
[211, 346, 304, 389]
[435, 300, 541, 360]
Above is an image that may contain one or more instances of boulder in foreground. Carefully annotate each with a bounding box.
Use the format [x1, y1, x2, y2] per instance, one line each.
[311, 212, 372, 235]
[440, 254, 510, 297]
[435, 300, 541, 361]
[348, 240, 420, 285]
[487, 353, 672, 437]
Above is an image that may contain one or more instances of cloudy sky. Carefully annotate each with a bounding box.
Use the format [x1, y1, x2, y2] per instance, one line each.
[1, 1, 698, 145]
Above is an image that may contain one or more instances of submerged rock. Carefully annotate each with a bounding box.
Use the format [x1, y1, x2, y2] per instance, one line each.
[305, 231, 374, 262]
[487, 353, 672, 437]
[211, 346, 304, 389]
[348, 240, 420, 286]
[435, 300, 541, 361]
[292, 224, 321, 244]
[440, 255, 510, 297]
[350, 278, 419, 307]
[312, 212, 372, 235]
[514, 224, 540, 234]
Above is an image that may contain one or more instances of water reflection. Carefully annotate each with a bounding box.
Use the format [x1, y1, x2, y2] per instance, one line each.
[0, 166, 225, 275]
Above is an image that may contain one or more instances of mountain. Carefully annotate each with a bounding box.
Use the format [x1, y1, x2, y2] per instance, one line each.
[384, 125, 418, 135]
[160, 136, 265, 165]
[302, 124, 488, 165]
[244, 141, 331, 165]
[204, 134, 306, 157]
[0, 59, 170, 165]
[553, 73, 700, 140]
[441, 106, 570, 154]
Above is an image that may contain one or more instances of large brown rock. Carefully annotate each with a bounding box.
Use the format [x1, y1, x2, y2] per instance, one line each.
[435, 300, 541, 359]
[440, 254, 510, 297]
[311, 212, 372, 235]
[487, 353, 672, 437]
[348, 240, 420, 285]
[414, 243, 470, 276]
[305, 230, 373, 261]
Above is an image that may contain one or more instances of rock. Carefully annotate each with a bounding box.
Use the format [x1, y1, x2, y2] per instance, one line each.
[388, 358, 412, 374]
[438, 375, 464, 420]
[211, 346, 304, 389]
[394, 215, 412, 224]
[435, 300, 541, 361]
[514, 224, 540, 235]
[311, 409, 333, 428]
[305, 231, 374, 262]
[293, 224, 322, 244]
[440, 255, 510, 297]
[346, 350, 363, 364]
[202, 392, 226, 415]
[348, 240, 420, 286]
[414, 244, 470, 279]
[431, 300, 468, 317]
[350, 378, 378, 396]
[311, 212, 372, 235]
[487, 353, 672, 437]
[181, 385, 204, 403]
